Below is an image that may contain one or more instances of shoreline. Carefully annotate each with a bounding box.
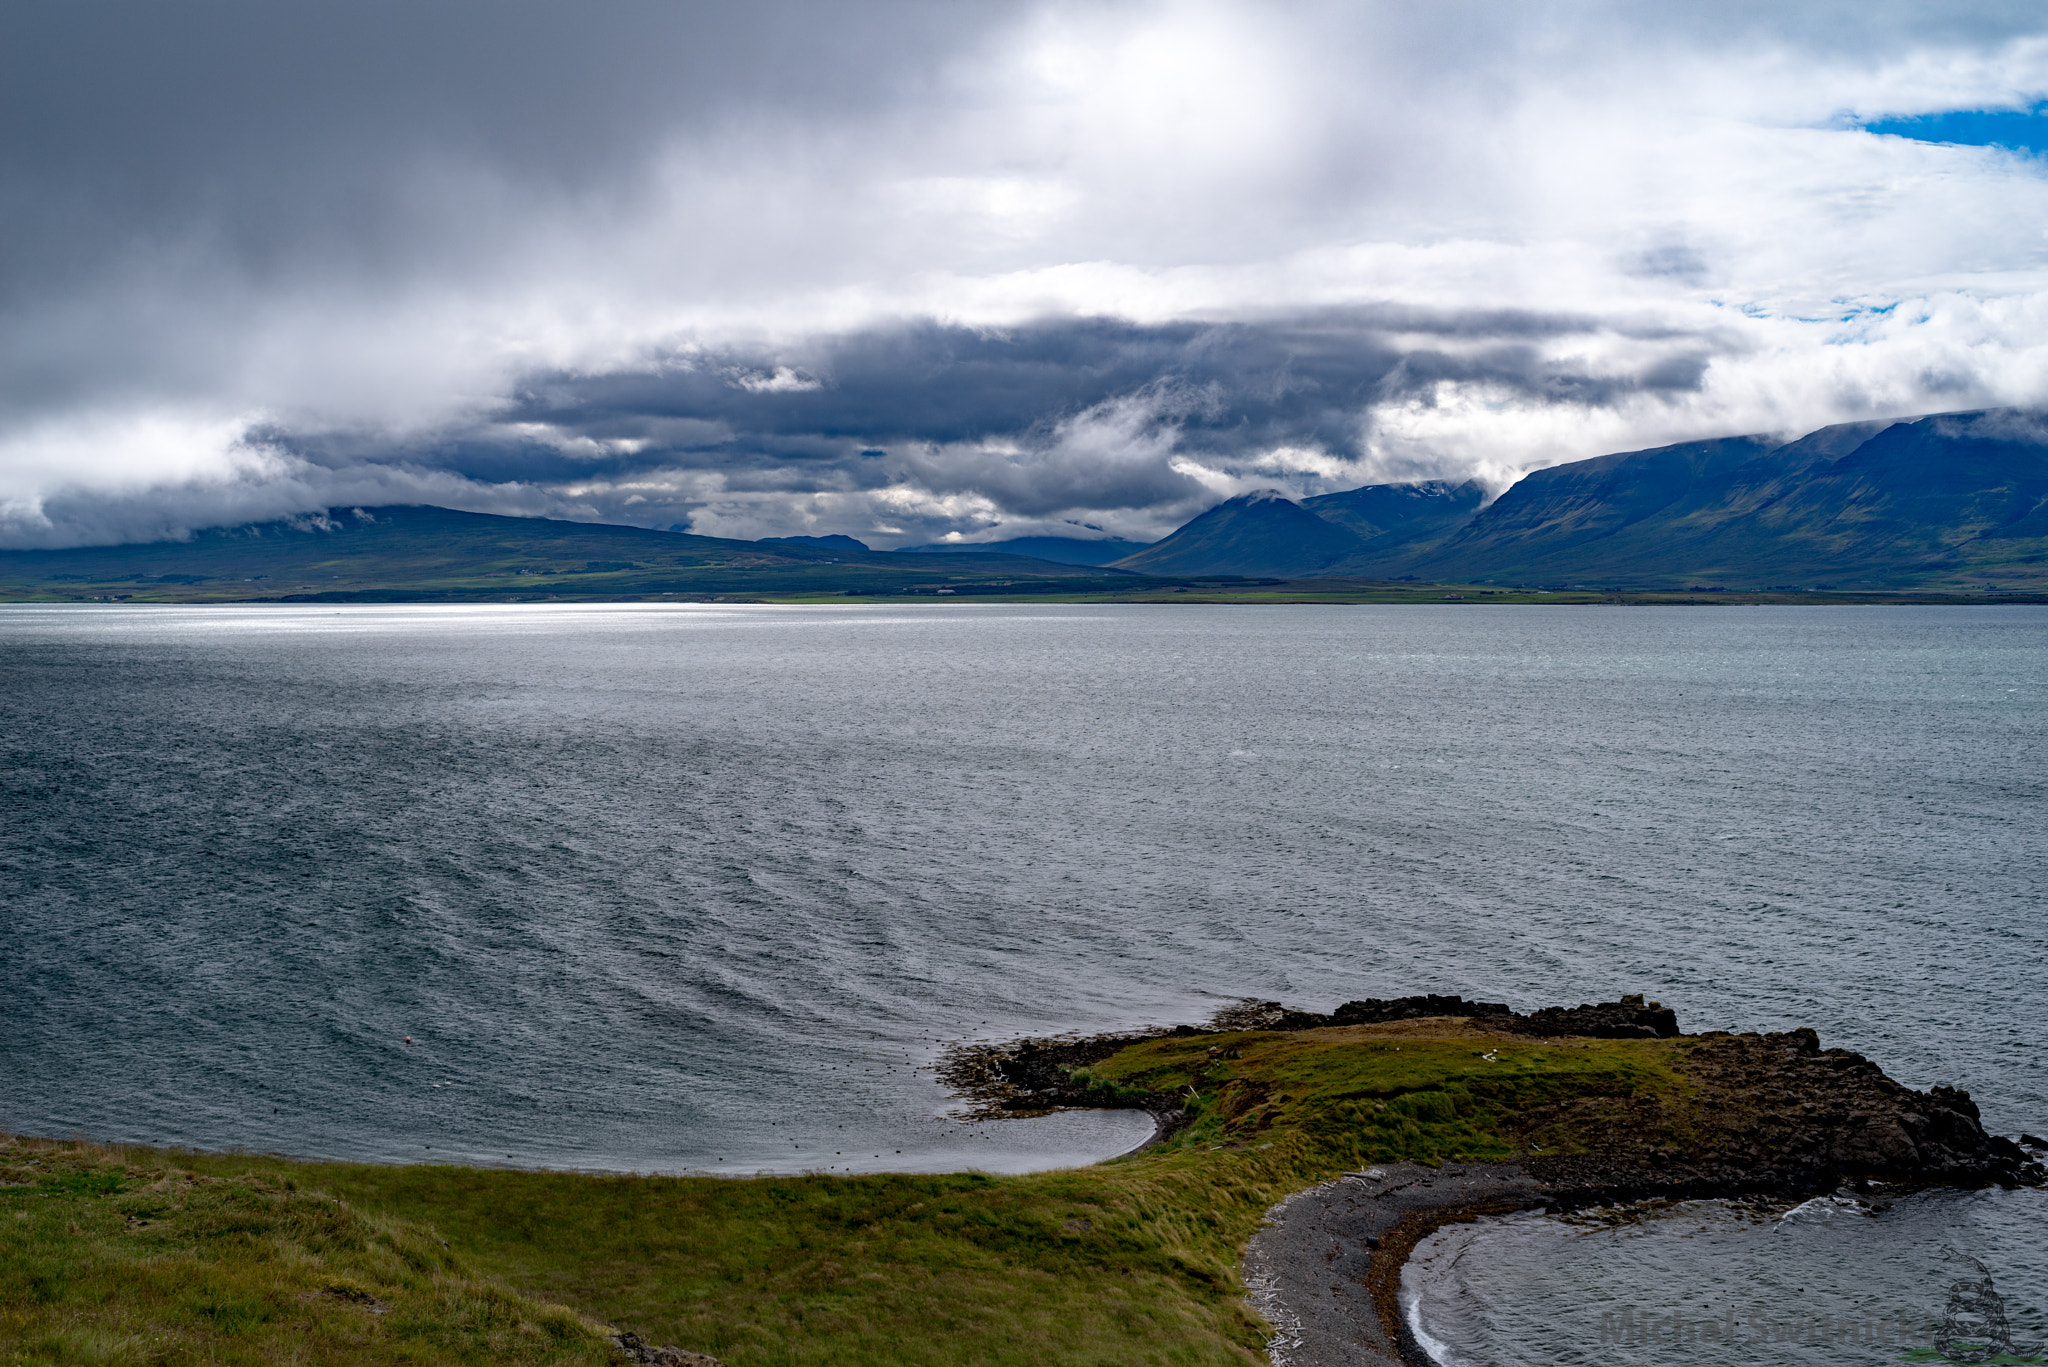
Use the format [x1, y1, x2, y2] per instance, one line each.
[959, 996, 2046, 1366]
[1246, 1160, 2016, 1367]
[1245, 1161, 1550, 1367]
[9, 998, 2045, 1367]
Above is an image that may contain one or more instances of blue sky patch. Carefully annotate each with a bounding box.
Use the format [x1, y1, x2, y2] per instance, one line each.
[1862, 105, 2048, 153]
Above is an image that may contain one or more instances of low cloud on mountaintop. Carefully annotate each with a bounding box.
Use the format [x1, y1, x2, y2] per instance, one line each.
[378, 310, 1718, 545]
[7, 2, 2048, 548]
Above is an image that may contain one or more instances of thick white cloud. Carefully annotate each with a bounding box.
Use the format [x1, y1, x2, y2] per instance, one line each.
[5, 0, 2048, 545]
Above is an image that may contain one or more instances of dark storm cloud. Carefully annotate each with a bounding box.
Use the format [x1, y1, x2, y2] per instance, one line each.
[518, 315, 1408, 455]
[238, 307, 1729, 542]
[516, 308, 1710, 453]
[0, 1, 997, 291]
[0, 0, 1029, 457]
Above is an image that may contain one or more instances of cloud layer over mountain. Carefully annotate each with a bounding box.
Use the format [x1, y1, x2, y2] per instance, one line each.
[8, 1, 2048, 547]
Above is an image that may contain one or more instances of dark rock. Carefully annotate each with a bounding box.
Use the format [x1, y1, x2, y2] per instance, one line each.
[1930, 1085, 1979, 1121]
[1231, 994, 1517, 1031]
[1516, 1031, 2044, 1191]
[1505, 999, 1681, 1039]
[1227, 991, 1684, 1039]
[1332, 994, 1514, 1026]
[613, 1331, 724, 1367]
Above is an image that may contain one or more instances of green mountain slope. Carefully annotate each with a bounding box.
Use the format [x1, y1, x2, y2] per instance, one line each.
[1302, 479, 1484, 540]
[1307, 479, 1487, 573]
[1107, 490, 1366, 576]
[1405, 410, 2048, 589]
[1109, 409, 2048, 590]
[1403, 434, 1779, 570]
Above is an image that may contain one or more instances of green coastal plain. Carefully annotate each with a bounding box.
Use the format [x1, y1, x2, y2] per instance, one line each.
[3, 1028, 1687, 1366]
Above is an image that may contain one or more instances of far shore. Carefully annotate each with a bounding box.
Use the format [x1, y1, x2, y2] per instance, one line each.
[10, 583, 2048, 607]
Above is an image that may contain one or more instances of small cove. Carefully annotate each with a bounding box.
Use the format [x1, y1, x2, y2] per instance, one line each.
[1403, 1186, 2048, 1366]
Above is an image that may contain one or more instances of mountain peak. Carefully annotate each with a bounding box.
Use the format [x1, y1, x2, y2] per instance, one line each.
[1111, 488, 1362, 577]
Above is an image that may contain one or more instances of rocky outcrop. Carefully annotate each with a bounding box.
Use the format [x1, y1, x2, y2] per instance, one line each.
[613, 1332, 724, 1367]
[1230, 992, 1678, 1039]
[1502, 994, 1679, 1039]
[940, 1030, 1191, 1125]
[1259, 994, 1514, 1031]
[1516, 1027, 2042, 1192]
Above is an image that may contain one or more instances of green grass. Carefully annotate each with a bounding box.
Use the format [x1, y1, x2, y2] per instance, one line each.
[0, 1143, 616, 1366]
[2, 1031, 1689, 1365]
[1077, 1028, 1682, 1165]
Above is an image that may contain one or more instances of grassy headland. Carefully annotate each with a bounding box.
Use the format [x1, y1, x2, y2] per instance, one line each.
[2, 1026, 1684, 1366]
[4, 1018, 2031, 1365]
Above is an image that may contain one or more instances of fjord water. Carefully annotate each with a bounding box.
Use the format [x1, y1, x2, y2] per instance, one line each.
[4, 604, 2045, 1182]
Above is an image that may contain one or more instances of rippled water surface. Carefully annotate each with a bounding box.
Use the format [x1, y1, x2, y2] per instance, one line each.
[4, 603, 2044, 1180]
[1405, 1188, 2048, 1366]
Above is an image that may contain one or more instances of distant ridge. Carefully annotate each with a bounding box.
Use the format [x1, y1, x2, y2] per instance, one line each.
[1111, 408, 2048, 591]
[0, 505, 1147, 601]
[1389, 410, 2048, 589]
[1302, 479, 1485, 542]
[8, 407, 2046, 598]
[1304, 480, 1485, 568]
[1108, 490, 1363, 577]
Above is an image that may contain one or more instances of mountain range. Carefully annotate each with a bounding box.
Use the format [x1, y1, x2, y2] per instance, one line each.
[1109, 408, 2048, 591]
[0, 505, 1149, 601]
[4, 407, 2044, 599]
[1113, 482, 1483, 577]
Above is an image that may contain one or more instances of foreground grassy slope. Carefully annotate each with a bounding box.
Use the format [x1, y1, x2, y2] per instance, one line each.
[5, 1026, 1690, 1366]
[0, 1142, 616, 1366]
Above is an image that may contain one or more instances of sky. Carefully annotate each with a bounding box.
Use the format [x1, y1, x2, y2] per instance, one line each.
[7, 1, 2048, 549]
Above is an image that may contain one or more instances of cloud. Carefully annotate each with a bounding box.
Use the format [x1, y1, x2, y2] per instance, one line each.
[7, 1, 2048, 546]
[231, 310, 1722, 544]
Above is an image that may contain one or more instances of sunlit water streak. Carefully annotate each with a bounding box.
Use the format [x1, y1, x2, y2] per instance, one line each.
[4, 603, 2043, 1189]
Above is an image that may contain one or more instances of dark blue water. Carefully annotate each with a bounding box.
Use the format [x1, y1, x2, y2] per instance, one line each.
[4, 603, 2045, 1187]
